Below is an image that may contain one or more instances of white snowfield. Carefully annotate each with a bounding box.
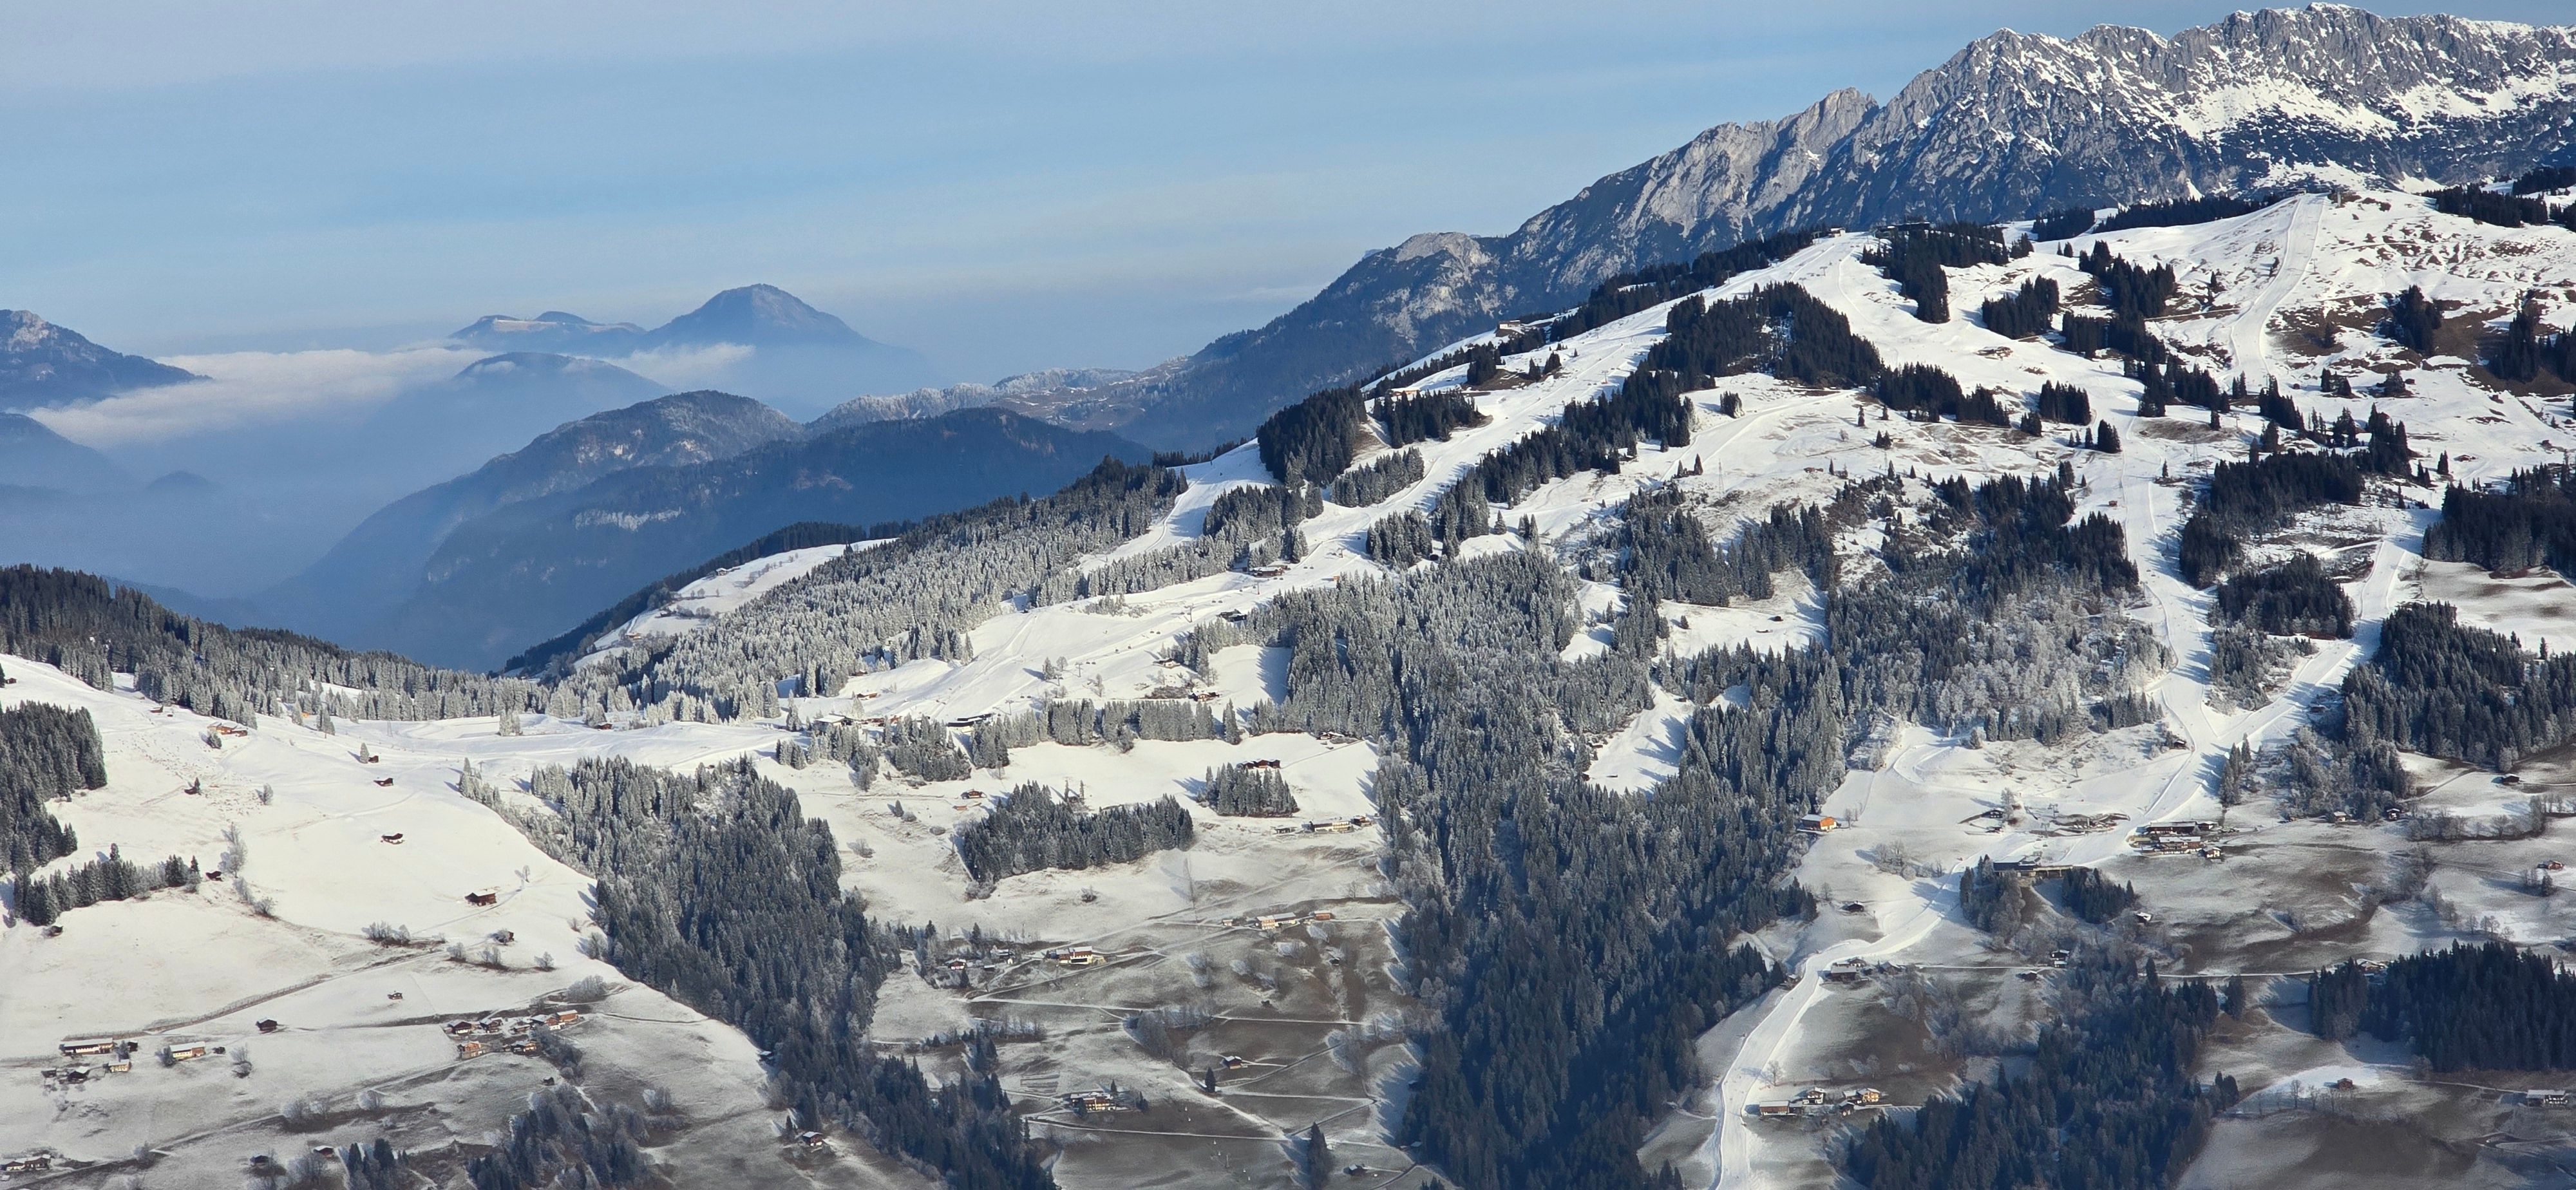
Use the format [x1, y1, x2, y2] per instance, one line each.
[0, 663, 898, 1188]
[10, 185, 2576, 1187]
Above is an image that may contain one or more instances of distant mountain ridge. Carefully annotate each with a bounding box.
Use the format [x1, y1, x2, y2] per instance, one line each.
[0, 413, 127, 493]
[451, 284, 941, 415]
[809, 366, 1142, 433]
[453, 285, 895, 355]
[0, 310, 200, 410]
[997, 5, 2576, 449]
[261, 390, 806, 648]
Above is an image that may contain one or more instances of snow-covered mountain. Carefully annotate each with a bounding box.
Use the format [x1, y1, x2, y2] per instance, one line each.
[0, 310, 200, 410]
[448, 310, 650, 356]
[12, 178, 2576, 1189]
[1028, 6, 2576, 450]
[807, 366, 1142, 433]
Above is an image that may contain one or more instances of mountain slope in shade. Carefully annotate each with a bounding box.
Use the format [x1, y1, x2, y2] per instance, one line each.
[1019, 5, 2576, 449]
[0, 310, 201, 410]
[0, 412, 128, 493]
[363, 406, 1148, 668]
[260, 390, 805, 647]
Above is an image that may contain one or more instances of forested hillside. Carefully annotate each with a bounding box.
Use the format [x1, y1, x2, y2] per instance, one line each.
[17, 167, 2576, 1190]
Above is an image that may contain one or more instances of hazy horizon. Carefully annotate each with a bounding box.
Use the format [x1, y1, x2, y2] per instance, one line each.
[14, 1, 2570, 388]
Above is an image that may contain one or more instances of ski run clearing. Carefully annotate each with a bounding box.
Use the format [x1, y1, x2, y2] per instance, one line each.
[12, 185, 2576, 1188]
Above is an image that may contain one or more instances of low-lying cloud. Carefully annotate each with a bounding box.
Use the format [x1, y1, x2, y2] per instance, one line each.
[605, 342, 751, 392]
[33, 345, 486, 446]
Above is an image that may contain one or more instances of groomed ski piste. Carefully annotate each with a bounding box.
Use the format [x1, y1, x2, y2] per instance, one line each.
[10, 184, 2576, 1187]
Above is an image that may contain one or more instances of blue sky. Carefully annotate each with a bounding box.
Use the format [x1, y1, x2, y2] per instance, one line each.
[6, 1, 2567, 383]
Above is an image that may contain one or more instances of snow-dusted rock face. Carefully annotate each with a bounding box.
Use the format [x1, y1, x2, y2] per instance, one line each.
[0, 310, 201, 410]
[1066, 6, 2576, 449]
[1361, 6, 2576, 337]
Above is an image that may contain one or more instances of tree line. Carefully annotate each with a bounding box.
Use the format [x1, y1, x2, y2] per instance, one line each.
[10, 845, 200, 928]
[952, 784, 1195, 883]
[2424, 464, 2576, 578]
[1, 701, 102, 874]
[1200, 763, 1298, 817]
[2342, 600, 2576, 773]
[0, 565, 544, 726]
[560, 458, 1189, 723]
[2313, 942, 2576, 1072]
[1862, 222, 2014, 323]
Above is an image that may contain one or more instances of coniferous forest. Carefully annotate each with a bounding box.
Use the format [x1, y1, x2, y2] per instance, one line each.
[2089, 193, 2273, 234]
[1842, 959, 2235, 1190]
[1, 701, 103, 873]
[2212, 554, 2354, 638]
[2342, 601, 2576, 771]
[2176, 451, 2365, 587]
[1979, 277, 2060, 339]
[509, 757, 1053, 1190]
[1331, 448, 1427, 507]
[2325, 943, 2576, 1072]
[951, 784, 1195, 882]
[1863, 223, 2011, 323]
[0, 565, 544, 724]
[1379, 390, 1489, 447]
[2424, 465, 2576, 577]
[1200, 763, 1299, 817]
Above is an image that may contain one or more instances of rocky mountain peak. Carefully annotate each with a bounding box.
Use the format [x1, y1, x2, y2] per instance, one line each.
[1057, 7, 2576, 451]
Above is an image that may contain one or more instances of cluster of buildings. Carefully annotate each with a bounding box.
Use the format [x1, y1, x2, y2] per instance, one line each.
[46, 1038, 144, 1081]
[447, 1010, 582, 1060]
[1273, 815, 1376, 836]
[1222, 910, 1336, 932]
[37, 1055, 131, 1086]
[1751, 1086, 1886, 1119]
[2131, 820, 2224, 859]
[1057, 1087, 1149, 1114]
